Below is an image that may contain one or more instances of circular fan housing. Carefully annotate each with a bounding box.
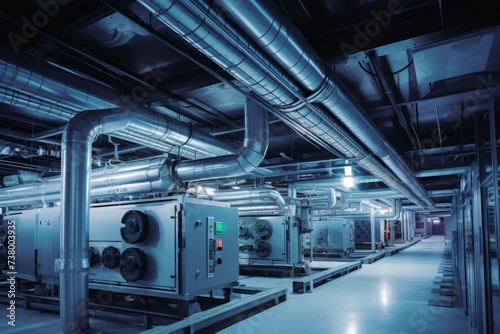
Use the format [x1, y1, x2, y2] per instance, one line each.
[120, 210, 149, 244]
[101, 246, 120, 269]
[119, 248, 148, 282]
[255, 240, 272, 258]
[254, 219, 273, 240]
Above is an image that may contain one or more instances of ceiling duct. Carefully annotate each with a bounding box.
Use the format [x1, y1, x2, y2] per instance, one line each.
[326, 199, 402, 220]
[0, 46, 235, 158]
[137, 0, 433, 208]
[215, 0, 433, 208]
[295, 187, 340, 209]
[347, 189, 404, 200]
[215, 189, 285, 210]
[0, 157, 171, 207]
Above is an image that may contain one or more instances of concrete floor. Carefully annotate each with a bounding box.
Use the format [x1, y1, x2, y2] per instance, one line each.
[0, 235, 478, 334]
[218, 235, 475, 334]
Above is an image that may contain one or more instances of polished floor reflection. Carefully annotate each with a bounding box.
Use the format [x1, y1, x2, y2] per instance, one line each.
[0, 236, 477, 334]
[218, 235, 475, 334]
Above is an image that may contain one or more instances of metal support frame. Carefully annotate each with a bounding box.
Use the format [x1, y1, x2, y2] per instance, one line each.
[140, 287, 288, 333]
[292, 262, 362, 293]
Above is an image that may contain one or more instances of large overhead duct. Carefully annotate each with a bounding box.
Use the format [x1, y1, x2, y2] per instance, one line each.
[0, 84, 225, 158]
[0, 157, 171, 207]
[56, 98, 267, 332]
[0, 46, 235, 158]
[215, 0, 433, 208]
[136, 0, 433, 208]
[414, 166, 470, 177]
[295, 187, 340, 209]
[215, 189, 285, 210]
[335, 199, 402, 220]
[347, 189, 404, 200]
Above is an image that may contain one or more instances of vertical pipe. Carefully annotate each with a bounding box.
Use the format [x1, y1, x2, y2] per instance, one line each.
[402, 211, 406, 241]
[390, 220, 395, 246]
[489, 93, 500, 308]
[371, 207, 376, 252]
[55, 108, 138, 333]
[56, 121, 94, 332]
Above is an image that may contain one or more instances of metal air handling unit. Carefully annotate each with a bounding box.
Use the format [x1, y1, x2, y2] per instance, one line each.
[307, 218, 355, 258]
[214, 189, 307, 276]
[238, 214, 302, 276]
[4, 196, 239, 307]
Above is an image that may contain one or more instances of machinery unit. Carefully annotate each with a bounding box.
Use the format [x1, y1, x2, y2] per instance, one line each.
[4, 196, 239, 301]
[354, 219, 385, 249]
[308, 218, 355, 257]
[1, 207, 60, 284]
[238, 215, 302, 275]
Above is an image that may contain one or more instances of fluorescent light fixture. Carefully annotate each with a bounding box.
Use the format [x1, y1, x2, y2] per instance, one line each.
[343, 176, 354, 188]
[344, 165, 352, 176]
[343, 164, 354, 188]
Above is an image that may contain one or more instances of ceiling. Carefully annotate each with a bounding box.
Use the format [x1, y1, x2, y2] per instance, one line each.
[0, 0, 499, 213]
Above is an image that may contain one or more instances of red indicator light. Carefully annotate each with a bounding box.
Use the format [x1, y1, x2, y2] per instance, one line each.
[217, 239, 223, 250]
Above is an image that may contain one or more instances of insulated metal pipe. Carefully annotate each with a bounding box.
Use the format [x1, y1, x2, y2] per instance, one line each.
[295, 187, 338, 209]
[335, 199, 402, 220]
[213, 0, 434, 208]
[0, 47, 116, 111]
[0, 47, 235, 157]
[138, 0, 431, 208]
[175, 99, 269, 181]
[55, 101, 269, 332]
[0, 157, 171, 207]
[215, 189, 285, 210]
[55, 107, 176, 333]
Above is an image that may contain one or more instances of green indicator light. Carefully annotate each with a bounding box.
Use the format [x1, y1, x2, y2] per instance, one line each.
[215, 222, 223, 234]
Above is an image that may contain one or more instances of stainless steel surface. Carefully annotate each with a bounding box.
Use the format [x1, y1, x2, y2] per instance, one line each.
[238, 215, 300, 267]
[175, 99, 269, 181]
[0, 156, 171, 206]
[10, 196, 239, 298]
[0, 47, 234, 159]
[0, 1, 498, 332]
[89, 196, 239, 297]
[311, 218, 355, 256]
[215, 189, 285, 210]
[215, 0, 433, 208]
